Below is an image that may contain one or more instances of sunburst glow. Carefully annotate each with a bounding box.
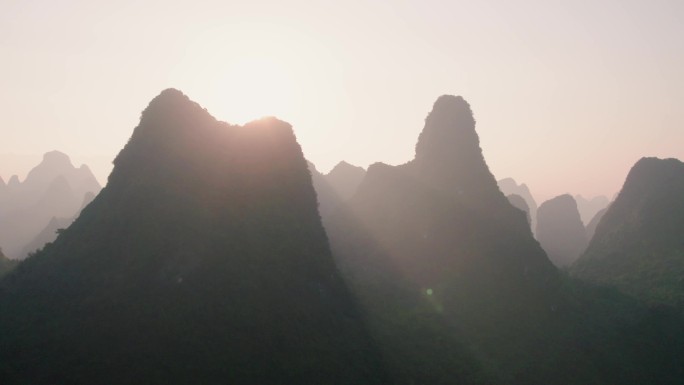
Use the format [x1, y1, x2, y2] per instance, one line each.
[211, 57, 300, 125]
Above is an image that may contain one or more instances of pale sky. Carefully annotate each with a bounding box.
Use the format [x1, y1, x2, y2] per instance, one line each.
[2, 0, 683, 202]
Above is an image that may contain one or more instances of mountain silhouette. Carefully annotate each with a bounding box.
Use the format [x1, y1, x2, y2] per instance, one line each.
[326, 96, 684, 384]
[498, 177, 538, 232]
[327, 95, 560, 384]
[0, 151, 101, 258]
[0, 89, 387, 384]
[573, 157, 684, 309]
[536, 194, 588, 267]
[574, 194, 610, 226]
[325, 161, 366, 201]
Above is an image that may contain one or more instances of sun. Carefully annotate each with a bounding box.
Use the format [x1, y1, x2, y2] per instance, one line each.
[210, 57, 300, 125]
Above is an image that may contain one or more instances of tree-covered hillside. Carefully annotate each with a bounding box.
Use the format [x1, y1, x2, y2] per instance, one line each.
[573, 157, 684, 309]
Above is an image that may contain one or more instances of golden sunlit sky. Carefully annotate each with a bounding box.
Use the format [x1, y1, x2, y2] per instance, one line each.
[2, 0, 683, 202]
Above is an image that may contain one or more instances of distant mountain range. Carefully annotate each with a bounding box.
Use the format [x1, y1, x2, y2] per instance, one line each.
[506, 193, 531, 225]
[575, 194, 610, 226]
[498, 177, 538, 232]
[0, 151, 101, 258]
[325, 161, 366, 201]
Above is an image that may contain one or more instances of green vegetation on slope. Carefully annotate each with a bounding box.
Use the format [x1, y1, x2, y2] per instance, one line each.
[573, 157, 684, 310]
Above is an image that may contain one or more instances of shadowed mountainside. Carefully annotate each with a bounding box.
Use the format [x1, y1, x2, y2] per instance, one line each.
[573, 157, 684, 310]
[0, 89, 388, 384]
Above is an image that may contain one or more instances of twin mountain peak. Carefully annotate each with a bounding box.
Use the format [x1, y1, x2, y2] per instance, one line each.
[0, 89, 512, 384]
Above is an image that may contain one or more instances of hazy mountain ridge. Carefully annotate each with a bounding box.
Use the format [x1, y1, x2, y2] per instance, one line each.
[0, 151, 101, 258]
[575, 194, 610, 226]
[324, 161, 366, 201]
[506, 193, 531, 225]
[536, 194, 588, 267]
[498, 177, 538, 231]
[573, 157, 684, 309]
[585, 206, 608, 242]
[0, 89, 388, 384]
[19, 191, 96, 258]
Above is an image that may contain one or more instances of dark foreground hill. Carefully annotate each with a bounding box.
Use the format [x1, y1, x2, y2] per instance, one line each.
[326, 95, 684, 385]
[0, 89, 387, 384]
[573, 157, 684, 310]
